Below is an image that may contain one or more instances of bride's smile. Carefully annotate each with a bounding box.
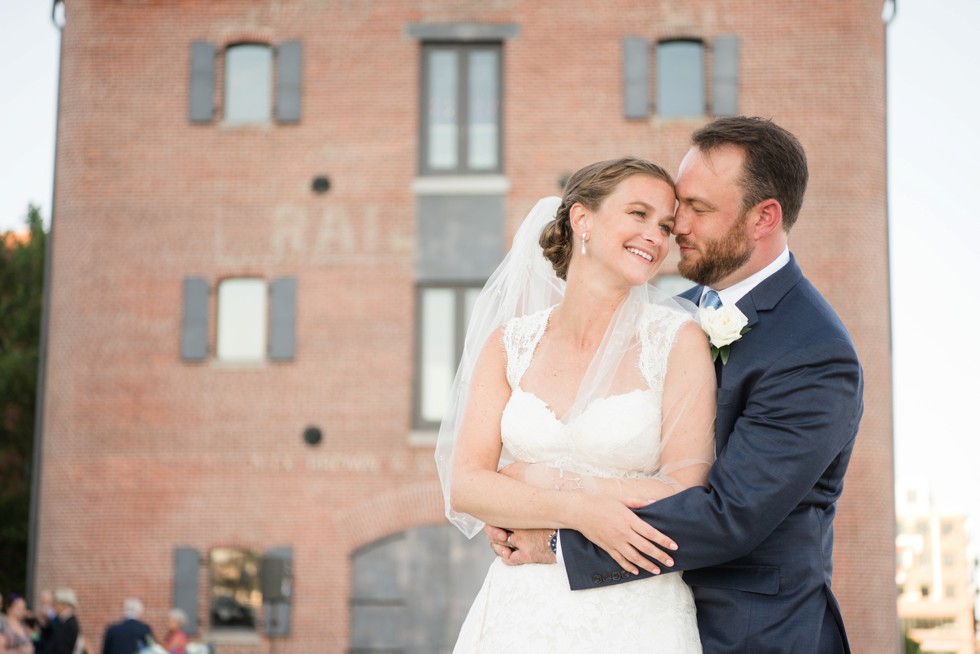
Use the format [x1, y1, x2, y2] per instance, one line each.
[626, 246, 655, 262]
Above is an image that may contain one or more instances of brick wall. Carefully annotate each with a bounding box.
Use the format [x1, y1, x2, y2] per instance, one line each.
[38, 1, 895, 651]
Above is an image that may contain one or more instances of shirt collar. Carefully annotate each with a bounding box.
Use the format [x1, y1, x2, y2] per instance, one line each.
[701, 247, 790, 307]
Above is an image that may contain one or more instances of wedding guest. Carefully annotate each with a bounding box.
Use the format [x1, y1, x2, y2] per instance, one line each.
[44, 590, 79, 654]
[1, 594, 35, 653]
[34, 591, 56, 654]
[161, 610, 188, 654]
[100, 598, 151, 654]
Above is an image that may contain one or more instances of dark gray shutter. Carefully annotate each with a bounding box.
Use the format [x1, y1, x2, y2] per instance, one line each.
[181, 277, 209, 361]
[712, 35, 739, 116]
[268, 277, 296, 361]
[189, 42, 216, 123]
[415, 196, 504, 282]
[262, 547, 292, 637]
[276, 41, 302, 123]
[173, 548, 200, 635]
[623, 37, 648, 119]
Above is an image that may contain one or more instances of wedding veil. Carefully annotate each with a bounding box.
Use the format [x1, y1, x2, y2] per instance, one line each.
[434, 196, 711, 538]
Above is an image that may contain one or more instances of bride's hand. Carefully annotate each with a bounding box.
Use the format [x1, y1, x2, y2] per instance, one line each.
[575, 495, 677, 576]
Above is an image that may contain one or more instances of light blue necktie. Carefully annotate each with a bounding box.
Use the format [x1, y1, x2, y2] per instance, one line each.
[702, 289, 722, 310]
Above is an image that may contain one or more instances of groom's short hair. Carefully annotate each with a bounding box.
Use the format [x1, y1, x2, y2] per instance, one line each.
[691, 116, 809, 230]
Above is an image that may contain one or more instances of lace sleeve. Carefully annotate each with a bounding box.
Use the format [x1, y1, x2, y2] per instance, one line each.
[502, 307, 552, 389]
[638, 303, 694, 391]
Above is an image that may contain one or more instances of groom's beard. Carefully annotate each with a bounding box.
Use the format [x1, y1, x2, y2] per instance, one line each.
[677, 211, 752, 287]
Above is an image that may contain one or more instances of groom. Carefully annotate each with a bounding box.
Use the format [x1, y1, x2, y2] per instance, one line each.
[490, 116, 863, 653]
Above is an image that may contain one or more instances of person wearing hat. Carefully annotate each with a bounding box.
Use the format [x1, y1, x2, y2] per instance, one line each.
[45, 590, 80, 654]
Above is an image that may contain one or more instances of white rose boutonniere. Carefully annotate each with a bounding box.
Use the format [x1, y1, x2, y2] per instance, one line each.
[699, 305, 751, 365]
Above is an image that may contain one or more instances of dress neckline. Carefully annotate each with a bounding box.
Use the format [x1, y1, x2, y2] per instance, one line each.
[510, 386, 654, 426]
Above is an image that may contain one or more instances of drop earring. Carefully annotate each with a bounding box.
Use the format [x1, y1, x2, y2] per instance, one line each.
[580, 232, 588, 255]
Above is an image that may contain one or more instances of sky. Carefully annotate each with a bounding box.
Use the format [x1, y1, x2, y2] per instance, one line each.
[1, 3, 978, 528]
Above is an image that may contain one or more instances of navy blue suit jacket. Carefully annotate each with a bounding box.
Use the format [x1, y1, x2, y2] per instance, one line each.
[561, 255, 864, 653]
[101, 618, 152, 654]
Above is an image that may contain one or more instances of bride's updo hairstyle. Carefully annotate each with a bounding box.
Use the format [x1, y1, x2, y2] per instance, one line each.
[539, 157, 674, 280]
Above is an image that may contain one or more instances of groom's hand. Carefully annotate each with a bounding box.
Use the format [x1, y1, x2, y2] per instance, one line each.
[485, 524, 512, 557]
[504, 528, 556, 565]
[484, 525, 556, 565]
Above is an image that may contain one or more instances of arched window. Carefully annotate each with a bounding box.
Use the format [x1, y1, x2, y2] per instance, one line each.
[224, 44, 273, 124]
[350, 525, 494, 651]
[656, 40, 705, 118]
[216, 278, 268, 362]
[188, 40, 301, 124]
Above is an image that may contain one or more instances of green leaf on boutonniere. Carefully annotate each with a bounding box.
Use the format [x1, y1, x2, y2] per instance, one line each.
[706, 326, 750, 366]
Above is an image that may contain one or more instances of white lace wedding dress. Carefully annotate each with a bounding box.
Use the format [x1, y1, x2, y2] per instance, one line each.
[453, 304, 703, 653]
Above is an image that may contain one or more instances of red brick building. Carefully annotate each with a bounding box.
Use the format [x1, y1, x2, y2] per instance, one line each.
[33, 1, 896, 651]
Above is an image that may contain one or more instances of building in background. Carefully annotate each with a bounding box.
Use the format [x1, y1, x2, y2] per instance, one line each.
[32, 1, 896, 651]
[896, 483, 979, 654]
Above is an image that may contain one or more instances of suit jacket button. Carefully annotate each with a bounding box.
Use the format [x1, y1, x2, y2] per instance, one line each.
[592, 574, 603, 585]
[602, 574, 612, 583]
[612, 572, 622, 581]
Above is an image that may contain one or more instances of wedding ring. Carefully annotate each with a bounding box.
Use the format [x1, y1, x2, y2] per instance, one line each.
[506, 532, 517, 549]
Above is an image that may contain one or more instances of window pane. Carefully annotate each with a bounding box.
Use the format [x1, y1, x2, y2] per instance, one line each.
[467, 50, 499, 170]
[420, 289, 456, 422]
[427, 50, 458, 170]
[217, 278, 267, 362]
[657, 41, 704, 118]
[209, 547, 260, 630]
[462, 287, 482, 332]
[225, 44, 272, 124]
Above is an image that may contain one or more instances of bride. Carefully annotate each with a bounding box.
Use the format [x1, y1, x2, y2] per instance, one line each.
[435, 157, 717, 652]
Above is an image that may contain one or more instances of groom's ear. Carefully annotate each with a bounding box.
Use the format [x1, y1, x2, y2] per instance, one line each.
[751, 199, 783, 240]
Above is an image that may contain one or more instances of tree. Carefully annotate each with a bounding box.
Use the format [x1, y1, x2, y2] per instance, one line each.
[0, 205, 46, 599]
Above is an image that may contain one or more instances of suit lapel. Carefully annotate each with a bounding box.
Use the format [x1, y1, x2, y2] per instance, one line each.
[674, 260, 803, 387]
[723, 255, 803, 378]
[678, 284, 703, 305]
[734, 254, 803, 321]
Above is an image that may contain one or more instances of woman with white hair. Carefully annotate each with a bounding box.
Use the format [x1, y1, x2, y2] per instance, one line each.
[161, 610, 187, 654]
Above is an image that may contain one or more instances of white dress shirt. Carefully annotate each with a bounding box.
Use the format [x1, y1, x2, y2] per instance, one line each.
[698, 247, 791, 307]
